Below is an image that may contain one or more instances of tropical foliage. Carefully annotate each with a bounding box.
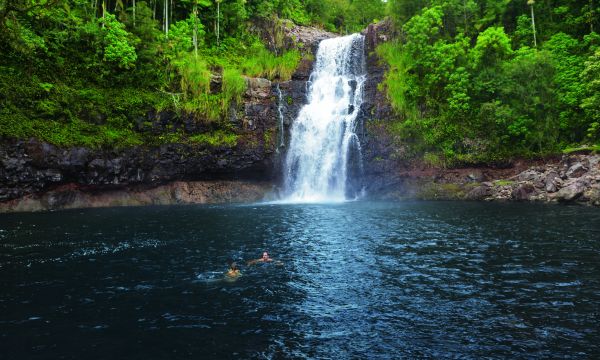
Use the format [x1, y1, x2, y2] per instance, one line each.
[0, 0, 384, 147]
[379, 0, 600, 165]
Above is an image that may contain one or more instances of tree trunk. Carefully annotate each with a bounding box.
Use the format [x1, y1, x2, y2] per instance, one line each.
[216, 0, 220, 46]
[530, 3, 537, 47]
[193, 2, 198, 57]
[463, 0, 468, 34]
[591, 0, 595, 33]
[102, 0, 106, 27]
[133, 0, 136, 26]
[164, 0, 169, 38]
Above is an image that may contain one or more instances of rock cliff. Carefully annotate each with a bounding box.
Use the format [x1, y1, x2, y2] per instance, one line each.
[0, 25, 334, 212]
[1, 77, 279, 205]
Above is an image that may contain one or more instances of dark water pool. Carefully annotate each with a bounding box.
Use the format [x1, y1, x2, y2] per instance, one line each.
[1, 201, 599, 359]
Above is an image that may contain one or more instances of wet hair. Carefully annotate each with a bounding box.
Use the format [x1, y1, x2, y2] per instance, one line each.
[230, 262, 238, 271]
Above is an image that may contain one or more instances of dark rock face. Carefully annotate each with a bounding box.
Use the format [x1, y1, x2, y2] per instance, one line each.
[356, 20, 400, 194]
[0, 77, 283, 203]
[0, 181, 273, 212]
[0, 137, 272, 202]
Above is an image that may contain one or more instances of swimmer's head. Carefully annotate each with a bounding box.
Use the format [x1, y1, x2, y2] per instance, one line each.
[262, 252, 269, 260]
[230, 262, 238, 270]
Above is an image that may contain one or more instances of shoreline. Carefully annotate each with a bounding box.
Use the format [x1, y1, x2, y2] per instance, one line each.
[2, 152, 598, 213]
[366, 153, 600, 206]
[0, 180, 275, 213]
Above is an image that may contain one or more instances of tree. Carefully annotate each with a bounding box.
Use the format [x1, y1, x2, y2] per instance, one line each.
[497, 48, 558, 151]
[100, 13, 138, 69]
[581, 48, 600, 141]
[216, 0, 220, 45]
[386, 0, 428, 27]
[163, 0, 169, 37]
[543, 33, 586, 141]
[470, 27, 513, 69]
[527, 0, 537, 47]
[181, 0, 210, 56]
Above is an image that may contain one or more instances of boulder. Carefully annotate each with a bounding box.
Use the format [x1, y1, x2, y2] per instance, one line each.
[467, 170, 485, 182]
[466, 185, 491, 200]
[544, 171, 560, 193]
[585, 187, 600, 206]
[511, 183, 536, 201]
[566, 162, 587, 178]
[283, 24, 336, 53]
[245, 77, 272, 98]
[555, 181, 586, 202]
[517, 169, 541, 182]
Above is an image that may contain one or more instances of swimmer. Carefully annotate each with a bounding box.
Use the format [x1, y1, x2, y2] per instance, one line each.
[226, 261, 241, 278]
[247, 251, 283, 266]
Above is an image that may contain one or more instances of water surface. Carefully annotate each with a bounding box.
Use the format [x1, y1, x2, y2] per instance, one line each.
[1, 201, 599, 359]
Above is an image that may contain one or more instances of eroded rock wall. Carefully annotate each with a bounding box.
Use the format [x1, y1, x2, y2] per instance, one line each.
[0, 181, 274, 213]
[0, 78, 279, 203]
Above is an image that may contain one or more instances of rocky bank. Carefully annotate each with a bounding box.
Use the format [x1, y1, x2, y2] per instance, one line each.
[364, 153, 600, 206]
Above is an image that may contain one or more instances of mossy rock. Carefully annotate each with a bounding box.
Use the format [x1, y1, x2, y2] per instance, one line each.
[417, 182, 467, 200]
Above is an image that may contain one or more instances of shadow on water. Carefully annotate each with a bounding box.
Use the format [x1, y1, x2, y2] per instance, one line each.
[1, 201, 600, 359]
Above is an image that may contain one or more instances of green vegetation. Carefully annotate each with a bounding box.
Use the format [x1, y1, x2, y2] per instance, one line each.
[494, 180, 516, 187]
[189, 130, 238, 147]
[379, 0, 600, 166]
[0, 0, 384, 148]
[562, 144, 600, 154]
[5, 0, 594, 168]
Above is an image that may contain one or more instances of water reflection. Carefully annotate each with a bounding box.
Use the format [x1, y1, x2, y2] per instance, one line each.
[0, 202, 599, 359]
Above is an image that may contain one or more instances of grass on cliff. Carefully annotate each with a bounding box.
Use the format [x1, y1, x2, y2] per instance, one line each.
[239, 47, 301, 81]
[0, 76, 240, 149]
[199, 39, 302, 82]
[189, 130, 238, 147]
[0, 112, 145, 148]
[562, 144, 600, 154]
[165, 41, 301, 124]
[0, 79, 162, 148]
[0, 33, 301, 149]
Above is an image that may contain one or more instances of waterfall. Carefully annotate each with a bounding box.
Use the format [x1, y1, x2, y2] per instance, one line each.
[275, 84, 285, 150]
[281, 34, 366, 203]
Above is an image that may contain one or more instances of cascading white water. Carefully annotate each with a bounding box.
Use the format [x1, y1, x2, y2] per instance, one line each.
[281, 34, 366, 203]
[275, 84, 285, 149]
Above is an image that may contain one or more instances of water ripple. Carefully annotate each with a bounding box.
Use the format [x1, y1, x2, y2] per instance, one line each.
[0, 202, 599, 359]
